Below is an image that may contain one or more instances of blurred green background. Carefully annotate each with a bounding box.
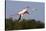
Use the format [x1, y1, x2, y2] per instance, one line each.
[5, 17, 45, 30]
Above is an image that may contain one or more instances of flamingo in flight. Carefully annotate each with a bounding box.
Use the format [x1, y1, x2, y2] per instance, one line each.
[17, 7, 29, 22]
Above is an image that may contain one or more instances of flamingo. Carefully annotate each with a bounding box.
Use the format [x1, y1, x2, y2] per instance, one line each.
[17, 7, 29, 22]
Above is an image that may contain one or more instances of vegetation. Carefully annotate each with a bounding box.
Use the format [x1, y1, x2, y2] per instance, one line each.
[5, 17, 45, 30]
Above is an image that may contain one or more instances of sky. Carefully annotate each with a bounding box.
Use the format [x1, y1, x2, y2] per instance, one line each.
[6, 1, 44, 22]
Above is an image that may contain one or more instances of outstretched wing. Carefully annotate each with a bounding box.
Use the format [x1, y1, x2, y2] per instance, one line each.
[18, 8, 27, 15]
